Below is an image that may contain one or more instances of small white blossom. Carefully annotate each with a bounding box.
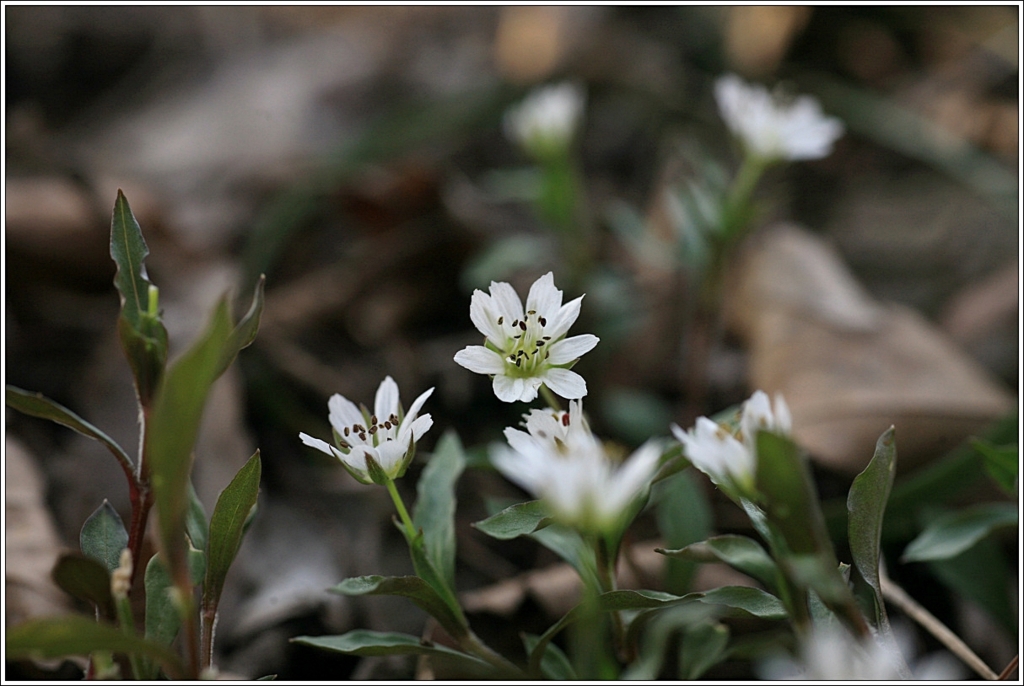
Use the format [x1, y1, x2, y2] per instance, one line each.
[714, 73, 844, 162]
[671, 390, 791, 496]
[299, 376, 434, 485]
[492, 401, 661, 534]
[454, 272, 599, 403]
[505, 82, 586, 160]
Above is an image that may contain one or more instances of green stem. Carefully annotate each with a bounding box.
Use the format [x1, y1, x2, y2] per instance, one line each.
[385, 478, 417, 541]
[723, 153, 768, 237]
[540, 384, 563, 412]
[114, 595, 143, 680]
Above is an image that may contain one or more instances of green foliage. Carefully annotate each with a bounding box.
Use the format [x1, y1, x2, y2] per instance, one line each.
[204, 451, 262, 611]
[413, 431, 465, 591]
[51, 552, 114, 619]
[678, 621, 730, 679]
[926, 537, 1016, 635]
[291, 631, 495, 676]
[658, 534, 777, 592]
[972, 438, 1018, 496]
[330, 575, 467, 642]
[185, 481, 209, 553]
[80, 500, 129, 574]
[522, 633, 577, 680]
[902, 503, 1018, 563]
[473, 499, 548, 539]
[6, 616, 185, 680]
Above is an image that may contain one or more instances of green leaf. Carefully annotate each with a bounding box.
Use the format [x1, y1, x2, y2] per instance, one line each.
[330, 575, 467, 641]
[204, 450, 261, 611]
[902, 503, 1018, 563]
[926, 537, 1016, 634]
[51, 552, 114, 618]
[412, 430, 465, 591]
[5, 386, 134, 476]
[80, 500, 129, 573]
[652, 469, 713, 593]
[292, 630, 494, 677]
[185, 481, 208, 553]
[146, 297, 233, 581]
[847, 427, 897, 627]
[755, 431, 831, 556]
[215, 275, 266, 380]
[658, 534, 778, 592]
[698, 586, 787, 620]
[530, 523, 600, 591]
[144, 548, 207, 671]
[110, 190, 168, 406]
[678, 622, 729, 679]
[6, 615, 185, 680]
[472, 500, 548, 540]
[973, 439, 1018, 496]
[522, 633, 576, 680]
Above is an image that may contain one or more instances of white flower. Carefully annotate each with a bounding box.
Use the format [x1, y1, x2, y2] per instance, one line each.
[671, 390, 791, 496]
[299, 376, 434, 485]
[505, 82, 586, 160]
[492, 400, 662, 534]
[454, 272, 599, 403]
[714, 73, 844, 162]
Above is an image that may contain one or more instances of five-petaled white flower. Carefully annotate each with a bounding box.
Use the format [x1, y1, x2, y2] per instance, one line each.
[714, 73, 844, 163]
[505, 81, 586, 160]
[299, 376, 434, 485]
[492, 400, 662, 534]
[671, 390, 791, 497]
[454, 272, 599, 403]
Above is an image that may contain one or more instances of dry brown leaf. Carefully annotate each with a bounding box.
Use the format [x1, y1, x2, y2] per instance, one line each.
[726, 223, 1014, 475]
[5, 434, 73, 626]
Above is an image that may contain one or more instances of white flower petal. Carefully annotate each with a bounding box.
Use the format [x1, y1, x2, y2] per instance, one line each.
[454, 346, 506, 374]
[375, 439, 409, 475]
[545, 334, 599, 365]
[469, 290, 503, 343]
[328, 394, 364, 433]
[407, 414, 433, 442]
[375, 376, 400, 423]
[526, 272, 562, 321]
[299, 433, 342, 459]
[341, 445, 372, 474]
[542, 368, 588, 399]
[405, 387, 435, 425]
[492, 374, 525, 403]
[488, 281, 524, 321]
[544, 295, 583, 340]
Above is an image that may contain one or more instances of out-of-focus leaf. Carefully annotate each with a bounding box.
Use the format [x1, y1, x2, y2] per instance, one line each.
[5, 386, 134, 477]
[461, 233, 550, 292]
[204, 451, 261, 612]
[903, 503, 1018, 563]
[80, 500, 129, 574]
[146, 298, 233, 581]
[926, 537, 1015, 635]
[144, 550, 206, 656]
[292, 631, 495, 677]
[755, 431, 831, 556]
[330, 575, 466, 642]
[185, 482, 208, 553]
[404, 529, 467, 635]
[652, 469, 712, 594]
[678, 622, 729, 680]
[602, 388, 675, 447]
[522, 633, 576, 680]
[51, 552, 113, 618]
[110, 190, 168, 406]
[658, 534, 778, 592]
[530, 523, 600, 592]
[413, 431, 465, 591]
[215, 275, 266, 380]
[6, 615, 185, 679]
[972, 438, 1018, 496]
[473, 500, 548, 540]
[698, 586, 787, 620]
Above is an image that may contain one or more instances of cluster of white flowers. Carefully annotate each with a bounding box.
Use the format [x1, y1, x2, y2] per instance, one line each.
[714, 73, 844, 163]
[671, 390, 791, 497]
[504, 81, 586, 160]
[299, 376, 434, 485]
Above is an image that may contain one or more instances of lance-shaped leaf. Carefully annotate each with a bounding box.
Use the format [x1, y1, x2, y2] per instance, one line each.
[972, 438, 1018, 496]
[146, 298, 233, 582]
[292, 630, 496, 677]
[413, 431, 465, 591]
[522, 633, 576, 680]
[6, 615, 185, 680]
[698, 586, 786, 620]
[110, 190, 168, 406]
[204, 451, 261, 612]
[5, 386, 134, 479]
[657, 535, 779, 592]
[331, 575, 468, 642]
[902, 503, 1019, 563]
[185, 481, 209, 553]
[847, 425, 905, 668]
[472, 500, 548, 540]
[141, 549, 205, 680]
[214, 275, 266, 380]
[530, 523, 600, 592]
[52, 552, 114, 619]
[80, 500, 129, 574]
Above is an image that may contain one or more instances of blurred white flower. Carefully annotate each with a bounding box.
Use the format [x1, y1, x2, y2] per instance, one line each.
[671, 390, 791, 496]
[454, 272, 599, 403]
[505, 82, 586, 160]
[492, 400, 661, 534]
[714, 73, 844, 162]
[299, 376, 434, 485]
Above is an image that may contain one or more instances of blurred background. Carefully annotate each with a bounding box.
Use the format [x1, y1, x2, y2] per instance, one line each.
[5, 5, 1019, 680]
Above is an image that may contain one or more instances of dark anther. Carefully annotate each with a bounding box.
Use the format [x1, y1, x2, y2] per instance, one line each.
[536, 340, 545, 346]
[498, 316, 504, 325]
[539, 317, 547, 326]
[543, 336, 551, 340]
[527, 309, 536, 315]
[519, 320, 527, 331]
[344, 427, 351, 436]
[561, 413, 571, 426]
[384, 421, 392, 429]
[369, 425, 378, 434]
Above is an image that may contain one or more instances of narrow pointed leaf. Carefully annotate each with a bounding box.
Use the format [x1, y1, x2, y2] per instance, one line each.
[292, 630, 496, 677]
[522, 633, 576, 680]
[530, 523, 600, 591]
[5, 386, 133, 475]
[330, 575, 467, 641]
[204, 450, 261, 610]
[412, 431, 465, 590]
[214, 275, 266, 379]
[658, 535, 779, 592]
[678, 622, 729, 679]
[698, 586, 787, 620]
[6, 615, 185, 680]
[51, 552, 113, 618]
[147, 298, 233, 578]
[144, 550, 207, 650]
[972, 439, 1018, 496]
[473, 499, 548, 540]
[185, 481, 208, 553]
[902, 503, 1018, 562]
[755, 431, 831, 556]
[80, 500, 129, 573]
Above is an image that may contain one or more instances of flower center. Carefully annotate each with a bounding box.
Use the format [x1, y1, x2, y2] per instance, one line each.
[337, 413, 401, 450]
[498, 310, 553, 377]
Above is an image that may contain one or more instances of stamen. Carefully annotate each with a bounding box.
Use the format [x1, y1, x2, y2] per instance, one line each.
[527, 309, 536, 316]
[561, 413, 570, 426]
[344, 427, 350, 436]
[369, 425, 378, 434]
[384, 421, 392, 429]
[497, 316, 504, 325]
[518, 320, 527, 331]
[539, 317, 547, 326]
